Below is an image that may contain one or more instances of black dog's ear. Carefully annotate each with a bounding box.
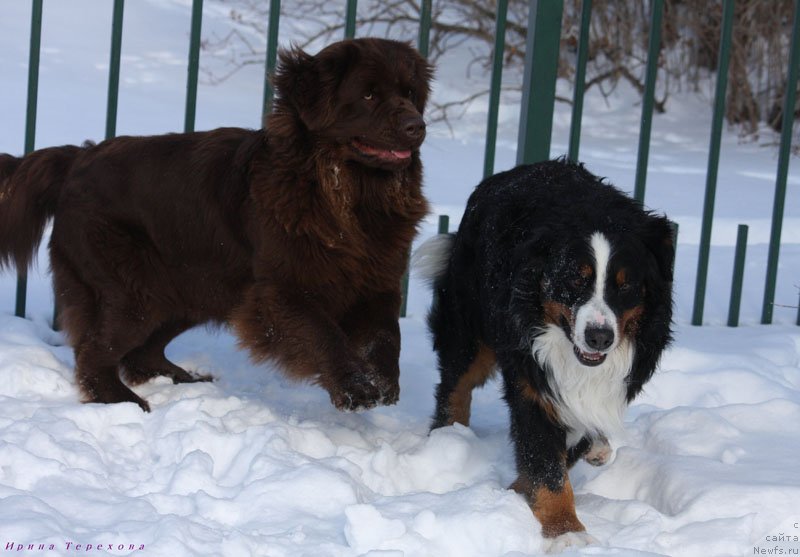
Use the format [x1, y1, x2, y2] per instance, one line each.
[512, 226, 554, 284]
[643, 214, 675, 283]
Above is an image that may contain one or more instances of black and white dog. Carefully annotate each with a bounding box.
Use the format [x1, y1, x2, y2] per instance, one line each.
[414, 159, 674, 551]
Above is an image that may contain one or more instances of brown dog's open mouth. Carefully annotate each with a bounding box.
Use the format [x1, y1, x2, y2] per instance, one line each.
[352, 139, 413, 163]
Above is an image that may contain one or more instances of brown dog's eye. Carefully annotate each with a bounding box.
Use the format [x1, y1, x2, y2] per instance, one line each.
[363, 92, 374, 101]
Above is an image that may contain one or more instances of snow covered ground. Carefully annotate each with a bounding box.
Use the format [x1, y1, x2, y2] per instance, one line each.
[0, 1, 799, 556]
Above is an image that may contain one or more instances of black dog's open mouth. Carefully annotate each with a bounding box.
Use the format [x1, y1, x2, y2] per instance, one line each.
[573, 345, 607, 367]
[352, 139, 413, 163]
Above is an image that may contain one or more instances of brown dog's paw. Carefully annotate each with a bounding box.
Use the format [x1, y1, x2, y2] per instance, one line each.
[81, 382, 151, 413]
[329, 369, 399, 412]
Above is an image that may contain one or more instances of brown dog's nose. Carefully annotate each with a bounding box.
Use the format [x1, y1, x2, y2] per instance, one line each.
[402, 116, 426, 141]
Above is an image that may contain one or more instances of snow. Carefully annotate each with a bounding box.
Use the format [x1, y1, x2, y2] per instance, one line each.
[0, 1, 799, 556]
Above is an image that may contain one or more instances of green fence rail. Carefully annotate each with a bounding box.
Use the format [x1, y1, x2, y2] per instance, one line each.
[691, 0, 736, 326]
[6, 0, 799, 327]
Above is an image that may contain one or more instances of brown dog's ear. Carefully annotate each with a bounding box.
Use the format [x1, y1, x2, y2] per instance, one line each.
[412, 55, 434, 113]
[273, 43, 358, 132]
[273, 46, 328, 131]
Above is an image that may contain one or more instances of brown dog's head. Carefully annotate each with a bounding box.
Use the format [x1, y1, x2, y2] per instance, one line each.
[272, 38, 433, 170]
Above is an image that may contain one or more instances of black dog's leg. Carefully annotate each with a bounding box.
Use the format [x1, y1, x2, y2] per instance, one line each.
[502, 367, 587, 542]
[431, 340, 496, 429]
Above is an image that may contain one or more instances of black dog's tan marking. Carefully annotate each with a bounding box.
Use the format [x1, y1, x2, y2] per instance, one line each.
[443, 343, 496, 427]
[511, 474, 585, 539]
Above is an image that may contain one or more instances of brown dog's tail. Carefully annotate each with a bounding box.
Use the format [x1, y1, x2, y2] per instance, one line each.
[0, 145, 83, 270]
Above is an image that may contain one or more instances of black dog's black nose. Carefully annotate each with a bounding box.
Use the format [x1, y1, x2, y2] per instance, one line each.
[585, 326, 614, 351]
[402, 116, 426, 140]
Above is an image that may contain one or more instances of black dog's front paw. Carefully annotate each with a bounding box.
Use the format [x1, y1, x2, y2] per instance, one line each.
[584, 436, 612, 466]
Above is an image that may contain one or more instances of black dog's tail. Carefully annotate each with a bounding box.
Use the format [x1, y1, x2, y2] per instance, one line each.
[0, 145, 83, 270]
[411, 233, 455, 286]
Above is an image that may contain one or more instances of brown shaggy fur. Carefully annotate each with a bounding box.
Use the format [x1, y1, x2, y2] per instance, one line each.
[0, 38, 432, 412]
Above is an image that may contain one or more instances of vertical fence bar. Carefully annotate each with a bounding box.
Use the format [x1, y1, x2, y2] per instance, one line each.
[184, 0, 203, 133]
[262, 0, 281, 121]
[438, 215, 450, 235]
[567, 0, 592, 162]
[796, 288, 800, 326]
[483, 0, 508, 178]
[428, 215, 451, 311]
[344, 0, 358, 39]
[417, 0, 432, 58]
[15, 0, 44, 319]
[400, 267, 410, 317]
[401, 0, 433, 317]
[727, 224, 748, 327]
[762, 0, 800, 324]
[517, 0, 564, 165]
[691, 0, 735, 326]
[632, 0, 664, 202]
[105, 0, 125, 140]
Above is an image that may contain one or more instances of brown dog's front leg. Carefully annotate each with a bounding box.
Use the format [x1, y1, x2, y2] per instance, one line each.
[232, 283, 387, 411]
[340, 290, 403, 406]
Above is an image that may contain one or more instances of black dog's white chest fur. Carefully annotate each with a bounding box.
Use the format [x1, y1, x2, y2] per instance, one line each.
[533, 231, 634, 446]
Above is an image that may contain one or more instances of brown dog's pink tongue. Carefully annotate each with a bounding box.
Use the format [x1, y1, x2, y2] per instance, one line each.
[355, 140, 411, 160]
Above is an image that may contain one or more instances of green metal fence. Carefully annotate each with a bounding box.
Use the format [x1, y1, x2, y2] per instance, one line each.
[7, 0, 800, 326]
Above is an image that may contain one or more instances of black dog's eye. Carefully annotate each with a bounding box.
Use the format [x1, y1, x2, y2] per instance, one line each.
[571, 276, 588, 289]
[618, 281, 641, 295]
[363, 92, 374, 101]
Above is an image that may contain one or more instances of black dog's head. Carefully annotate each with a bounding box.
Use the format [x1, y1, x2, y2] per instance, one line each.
[273, 38, 433, 170]
[529, 217, 674, 369]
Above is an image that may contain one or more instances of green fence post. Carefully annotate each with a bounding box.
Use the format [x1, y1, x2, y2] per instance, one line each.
[401, 0, 434, 318]
[417, 0, 432, 58]
[400, 266, 410, 318]
[632, 0, 664, 202]
[483, 0, 508, 179]
[517, 0, 563, 165]
[15, 0, 44, 320]
[762, 0, 800, 324]
[344, 0, 357, 39]
[796, 289, 800, 327]
[567, 0, 592, 162]
[691, 0, 735, 326]
[437, 215, 450, 235]
[262, 0, 281, 121]
[105, 0, 125, 140]
[727, 224, 748, 327]
[184, 0, 203, 133]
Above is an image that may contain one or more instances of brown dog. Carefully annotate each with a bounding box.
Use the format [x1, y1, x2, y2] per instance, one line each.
[0, 38, 431, 412]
